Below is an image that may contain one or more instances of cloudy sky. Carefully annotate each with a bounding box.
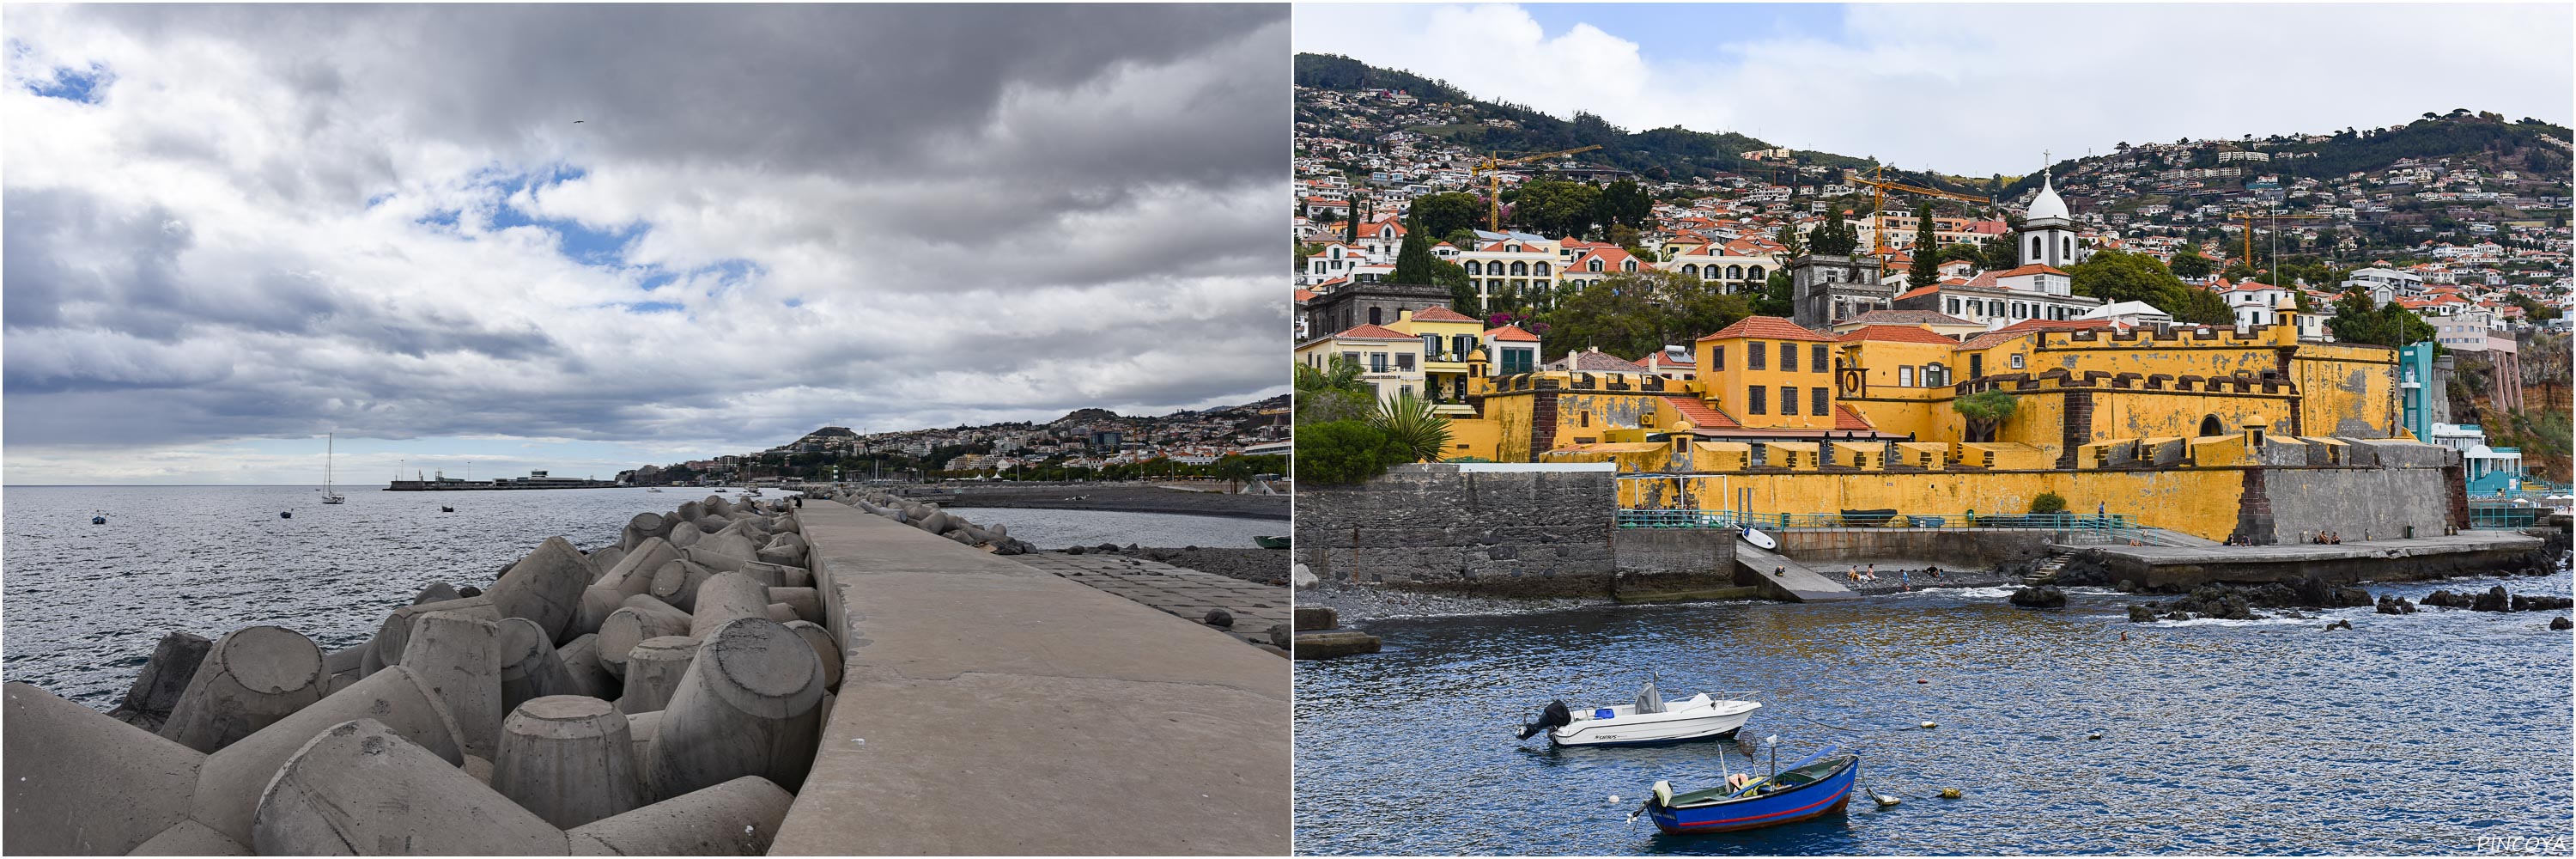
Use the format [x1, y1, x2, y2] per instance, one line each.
[3, 5, 1287, 484]
[1297, 3, 2574, 177]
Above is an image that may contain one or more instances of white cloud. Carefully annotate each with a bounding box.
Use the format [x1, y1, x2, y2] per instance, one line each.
[1295, 3, 2574, 175]
[3, 6, 1290, 484]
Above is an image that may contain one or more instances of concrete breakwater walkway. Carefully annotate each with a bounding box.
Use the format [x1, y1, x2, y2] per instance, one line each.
[5, 493, 834, 856]
[1011, 551, 1292, 653]
[778, 497, 1289, 855]
[2075, 531, 2551, 589]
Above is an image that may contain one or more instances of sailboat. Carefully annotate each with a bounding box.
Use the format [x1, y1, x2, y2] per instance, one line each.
[319, 433, 347, 504]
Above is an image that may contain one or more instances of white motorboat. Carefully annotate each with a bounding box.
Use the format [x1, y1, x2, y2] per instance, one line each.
[1516, 679, 1760, 747]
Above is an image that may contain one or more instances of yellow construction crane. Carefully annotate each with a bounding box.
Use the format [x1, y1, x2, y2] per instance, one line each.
[1471, 145, 1604, 231]
[1851, 165, 1991, 262]
[2223, 210, 2329, 271]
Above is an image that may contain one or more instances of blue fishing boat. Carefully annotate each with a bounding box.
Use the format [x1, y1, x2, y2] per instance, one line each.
[1635, 746, 1858, 835]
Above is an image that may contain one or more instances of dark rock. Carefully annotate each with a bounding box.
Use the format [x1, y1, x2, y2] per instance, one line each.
[1292, 606, 1340, 631]
[1267, 623, 1292, 649]
[1066, 545, 1085, 555]
[2422, 589, 2467, 608]
[1203, 609, 1234, 628]
[2510, 594, 2573, 612]
[2552, 616, 2573, 631]
[458, 585, 483, 598]
[2115, 579, 2138, 594]
[2127, 605, 2157, 623]
[2323, 618, 2353, 631]
[2008, 586, 2067, 608]
[2375, 595, 2417, 615]
[2472, 585, 2511, 612]
[106, 631, 212, 732]
[1096, 543, 1120, 552]
[2053, 552, 2114, 587]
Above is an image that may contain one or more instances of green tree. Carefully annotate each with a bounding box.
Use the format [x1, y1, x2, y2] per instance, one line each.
[1409, 192, 1485, 241]
[1509, 180, 1602, 238]
[2169, 285, 2235, 326]
[2168, 245, 2214, 279]
[1907, 203, 1941, 288]
[1293, 356, 1377, 426]
[1443, 228, 1481, 251]
[1388, 230, 1438, 284]
[1978, 235, 2020, 271]
[1292, 420, 1413, 485]
[2324, 292, 2439, 348]
[1773, 222, 1804, 259]
[1935, 242, 1985, 266]
[2068, 249, 2183, 306]
[2030, 491, 2069, 515]
[1754, 269, 1796, 316]
[1373, 392, 1454, 464]
[1952, 389, 2018, 442]
[1343, 192, 1360, 244]
[1595, 179, 1654, 231]
[1431, 259, 1479, 316]
[1540, 270, 1753, 359]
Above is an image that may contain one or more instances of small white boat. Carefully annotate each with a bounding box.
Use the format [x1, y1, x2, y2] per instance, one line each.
[647, 488, 665, 493]
[1516, 679, 1761, 747]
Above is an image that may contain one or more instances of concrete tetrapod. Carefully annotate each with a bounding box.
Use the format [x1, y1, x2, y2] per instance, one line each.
[767, 586, 823, 624]
[781, 619, 843, 692]
[252, 718, 568, 856]
[598, 595, 694, 679]
[187, 665, 465, 846]
[159, 624, 327, 753]
[649, 558, 717, 612]
[489, 536, 593, 643]
[616, 636, 701, 714]
[643, 617, 825, 799]
[689, 571, 772, 633]
[127, 819, 252, 856]
[106, 631, 212, 733]
[499, 617, 587, 713]
[494, 696, 647, 828]
[373, 595, 500, 667]
[556, 633, 621, 699]
[598, 538, 680, 599]
[2, 682, 206, 856]
[566, 776, 793, 856]
[398, 609, 506, 760]
[666, 522, 704, 549]
[586, 545, 627, 581]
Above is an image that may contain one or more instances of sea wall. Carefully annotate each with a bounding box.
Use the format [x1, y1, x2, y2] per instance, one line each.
[1293, 462, 1619, 597]
[3, 494, 836, 856]
[1607, 529, 1752, 601]
[1771, 528, 2057, 568]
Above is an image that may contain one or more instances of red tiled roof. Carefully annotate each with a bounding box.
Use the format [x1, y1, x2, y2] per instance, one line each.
[1698, 315, 1835, 342]
[1485, 324, 1541, 342]
[1839, 325, 1959, 345]
[1991, 264, 2070, 278]
[1332, 323, 1417, 340]
[1409, 306, 1477, 322]
[1834, 405, 1874, 431]
[1292, 289, 1316, 302]
[1895, 284, 1942, 301]
[1662, 396, 1742, 430]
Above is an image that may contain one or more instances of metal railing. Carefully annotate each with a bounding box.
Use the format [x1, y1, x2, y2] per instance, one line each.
[1613, 509, 2147, 544]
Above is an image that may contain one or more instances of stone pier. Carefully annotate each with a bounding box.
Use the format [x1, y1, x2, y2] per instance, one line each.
[773, 501, 1290, 856]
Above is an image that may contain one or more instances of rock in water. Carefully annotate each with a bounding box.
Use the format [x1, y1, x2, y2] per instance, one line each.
[1203, 609, 1235, 628]
[2008, 586, 2067, 608]
[2550, 616, 2572, 631]
[2472, 585, 2511, 612]
[2376, 594, 2417, 615]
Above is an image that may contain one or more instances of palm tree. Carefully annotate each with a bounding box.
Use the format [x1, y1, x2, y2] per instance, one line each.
[1294, 356, 1376, 425]
[1373, 391, 1453, 464]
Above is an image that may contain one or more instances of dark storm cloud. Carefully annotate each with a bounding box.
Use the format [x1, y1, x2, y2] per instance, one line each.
[2, 4, 1289, 472]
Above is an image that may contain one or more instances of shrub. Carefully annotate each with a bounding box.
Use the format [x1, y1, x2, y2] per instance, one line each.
[1374, 391, 1453, 464]
[1293, 420, 1414, 485]
[2031, 492, 2069, 515]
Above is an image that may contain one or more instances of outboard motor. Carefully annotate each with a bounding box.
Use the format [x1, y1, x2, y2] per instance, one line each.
[1516, 699, 1572, 740]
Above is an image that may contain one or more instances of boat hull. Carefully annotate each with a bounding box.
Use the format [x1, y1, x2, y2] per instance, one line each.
[1550, 699, 1759, 747]
[1647, 758, 1856, 835]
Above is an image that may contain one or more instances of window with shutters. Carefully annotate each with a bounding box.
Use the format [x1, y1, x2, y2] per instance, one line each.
[1812, 387, 1827, 417]
[1370, 352, 1388, 373]
[1395, 352, 1414, 371]
[1781, 342, 1798, 372]
[1781, 386, 1798, 416]
[1748, 386, 1766, 415]
[1712, 344, 1725, 370]
[1899, 366, 1915, 387]
[1748, 343, 1765, 370]
[1812, 344, 1828, 372]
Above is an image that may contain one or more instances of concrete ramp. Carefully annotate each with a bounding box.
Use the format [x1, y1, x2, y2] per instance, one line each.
[777, 503, 1289, 855]
[1732, 543, 1861, 601]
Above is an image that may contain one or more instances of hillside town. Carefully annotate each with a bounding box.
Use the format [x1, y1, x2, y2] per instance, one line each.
[1293, 67, 2572, 504]
[1293, 81, 2573, 355]
[616, 395, 1291, 486]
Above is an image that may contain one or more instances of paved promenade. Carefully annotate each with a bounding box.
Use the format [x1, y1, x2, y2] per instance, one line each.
[1011, 551, 1291, 652]
[774, 503, 1289, 855]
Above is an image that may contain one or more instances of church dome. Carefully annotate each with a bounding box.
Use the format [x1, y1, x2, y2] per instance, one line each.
[2026, 170, 2069, 222]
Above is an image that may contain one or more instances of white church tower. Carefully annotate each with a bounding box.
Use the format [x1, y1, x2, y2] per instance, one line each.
[2020, 161, 2079, 270]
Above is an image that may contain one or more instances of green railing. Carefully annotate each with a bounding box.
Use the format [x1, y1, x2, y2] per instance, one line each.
[2466, 505, 2545, 529]
[1613, 509, 2145, 544]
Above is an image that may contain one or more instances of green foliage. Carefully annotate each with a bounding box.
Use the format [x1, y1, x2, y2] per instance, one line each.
[2064, 249, 2232, 324]
[2324, 292, 2439, 349]
[1409, 192, 1485, 241]
[1389, 230, 1439, 284]
[1443, 228, 1481, 251]
[1934, 242, 1985, 265]
[1374, 391, 1454, 464]
[1292, 53, 1469, 101]
[1754, 269, 1796, 317]
[1510, 180, 1601, 238]
[1908, 203, 1941, 288]
[2029, 491, 2069, 515]
[2168, 246, 2215, 279]
[1808, 208, 1860, 256]
[2506, 292, 2564, 321]
[1953, 389, 2018, 423]
[1595, 179, 1654, 231]
[1294, 357, 1378, 426]
[1540, 270, 1753, 360]
[1978, 235, 2020, 271]
[1773, 222, 1804, 259]
[2170, 287, 2235, 326]
[1292, 420, 1415, 485]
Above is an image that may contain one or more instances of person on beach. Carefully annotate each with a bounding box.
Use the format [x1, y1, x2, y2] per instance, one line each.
[1846, 565, 1861, 584]
[1900, 567, 1911, 591]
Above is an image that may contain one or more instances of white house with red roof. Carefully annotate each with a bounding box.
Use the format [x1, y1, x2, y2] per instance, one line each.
[1456, 236, 1563, 311]
[1293, 322, 1427, 404]
[1558, 245, 1645, 290]
[1479, 323, 1543, 376]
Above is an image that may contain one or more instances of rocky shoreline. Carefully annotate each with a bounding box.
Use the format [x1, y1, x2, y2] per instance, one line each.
[8, 493, 835, 856]
[1059, 544, 1289, 587]
[906, 483, 1291, 521]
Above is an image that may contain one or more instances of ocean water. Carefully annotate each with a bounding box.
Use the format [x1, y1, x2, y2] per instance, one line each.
[1293, 570, 2575, 855]
[954, 505, 1279, 550]
[2, 486, 1252, 709]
